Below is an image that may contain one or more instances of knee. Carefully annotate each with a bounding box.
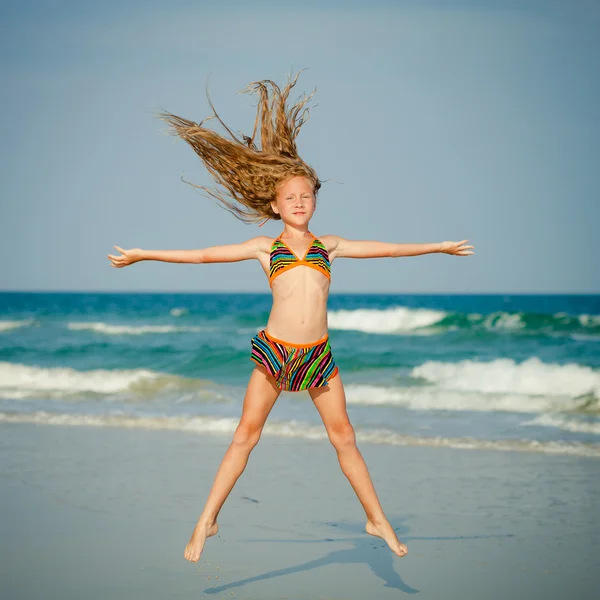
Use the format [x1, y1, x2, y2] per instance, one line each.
[328, 422, 357, 451]
[232, 423, 262, 450]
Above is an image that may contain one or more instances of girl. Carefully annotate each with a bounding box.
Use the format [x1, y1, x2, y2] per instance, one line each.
[108, 72, 474, 563]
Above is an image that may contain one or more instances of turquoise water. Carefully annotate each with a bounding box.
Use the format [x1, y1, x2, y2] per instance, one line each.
[1, 292, 599, 457]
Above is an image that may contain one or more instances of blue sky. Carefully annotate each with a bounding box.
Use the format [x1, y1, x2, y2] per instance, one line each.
[1, 0, 598, 293]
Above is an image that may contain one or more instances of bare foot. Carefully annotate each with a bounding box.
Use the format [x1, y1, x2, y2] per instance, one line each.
[184, 520, 219, 563]
[366, 519, 408, 557]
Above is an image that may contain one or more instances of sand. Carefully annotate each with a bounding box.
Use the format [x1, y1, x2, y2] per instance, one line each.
[1, 422, 599, 600]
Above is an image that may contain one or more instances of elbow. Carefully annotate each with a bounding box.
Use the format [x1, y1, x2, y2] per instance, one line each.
[388, 244, 400, 258]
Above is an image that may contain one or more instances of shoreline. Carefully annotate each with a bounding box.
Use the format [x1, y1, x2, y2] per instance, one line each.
[1, 411, 599, 459]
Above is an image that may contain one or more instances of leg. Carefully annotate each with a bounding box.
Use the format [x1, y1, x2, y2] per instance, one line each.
[184, 365, 282, 562]
[308, 372, 408, 557]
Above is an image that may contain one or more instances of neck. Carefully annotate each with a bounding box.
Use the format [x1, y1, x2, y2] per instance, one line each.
[280, 224, 312, 239]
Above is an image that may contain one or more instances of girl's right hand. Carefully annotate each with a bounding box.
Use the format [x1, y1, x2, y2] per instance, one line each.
[108, 246, 144, 268]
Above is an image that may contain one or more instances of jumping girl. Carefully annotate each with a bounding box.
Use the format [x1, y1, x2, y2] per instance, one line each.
[107, 72, 474, 563]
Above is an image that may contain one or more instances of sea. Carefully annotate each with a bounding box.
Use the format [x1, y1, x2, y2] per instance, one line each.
[1, 292, 599, 458]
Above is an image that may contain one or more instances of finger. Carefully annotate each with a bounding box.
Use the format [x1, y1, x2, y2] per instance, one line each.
[114, 245, 125, 253]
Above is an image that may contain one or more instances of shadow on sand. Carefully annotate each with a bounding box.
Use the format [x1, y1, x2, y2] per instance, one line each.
[202, 517, 513, 595]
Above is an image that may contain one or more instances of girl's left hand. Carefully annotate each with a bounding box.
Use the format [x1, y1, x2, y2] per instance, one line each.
[107, 246, 144, 267]
[439, 240, 474, 256]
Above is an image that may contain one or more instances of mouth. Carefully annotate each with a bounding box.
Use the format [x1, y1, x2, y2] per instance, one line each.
[293, 212, 305, 215]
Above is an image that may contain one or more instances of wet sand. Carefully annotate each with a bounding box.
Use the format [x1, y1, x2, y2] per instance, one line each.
[1, 422, 599, 599]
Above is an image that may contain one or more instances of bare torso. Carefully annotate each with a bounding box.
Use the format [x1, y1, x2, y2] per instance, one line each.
[255, 233, 334, 344]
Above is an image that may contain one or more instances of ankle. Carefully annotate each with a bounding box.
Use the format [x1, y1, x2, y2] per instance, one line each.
[368, 515, 388, 527]
[197, 515, 217, 528]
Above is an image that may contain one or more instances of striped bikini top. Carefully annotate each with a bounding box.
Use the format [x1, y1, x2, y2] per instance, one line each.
[269, 232, 331, 287]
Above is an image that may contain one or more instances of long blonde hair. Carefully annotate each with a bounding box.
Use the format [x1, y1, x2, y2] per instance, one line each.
[158, 71, 321, 226]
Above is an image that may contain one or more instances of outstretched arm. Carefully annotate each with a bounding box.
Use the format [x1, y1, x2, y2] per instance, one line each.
[107, 237, 267, 268]
[327, 236, 474, 260]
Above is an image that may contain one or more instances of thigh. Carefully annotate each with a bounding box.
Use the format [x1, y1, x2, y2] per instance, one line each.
[307, 371, 351, 431]
[238, 365, 282, 432]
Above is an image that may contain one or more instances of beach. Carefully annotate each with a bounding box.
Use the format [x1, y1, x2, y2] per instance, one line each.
[2, 421, 599, 600]
[1, 292, 599, 598]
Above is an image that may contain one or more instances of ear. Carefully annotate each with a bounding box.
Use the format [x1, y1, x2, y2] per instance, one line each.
[270, 200, 279, 215]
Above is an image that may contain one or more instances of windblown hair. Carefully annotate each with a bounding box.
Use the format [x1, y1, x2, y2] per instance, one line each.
[158, 71, 321, 226]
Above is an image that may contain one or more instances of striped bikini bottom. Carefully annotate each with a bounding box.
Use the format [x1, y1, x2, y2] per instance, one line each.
[250, 329, 339, 392]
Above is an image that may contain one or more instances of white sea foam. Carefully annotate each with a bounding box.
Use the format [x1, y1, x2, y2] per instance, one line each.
[578, 313, 600, 327]
[345, 385, 598, 414]
[0, 362, 230, 402]
[344, 385, 562, 413]
[570, 333, 600, 342]
[327, 307, 530, 334]
[328, 307, 446, 334]
[0, 319, 36, 332]
[343, 357, 600, 413]
[1, 410, 599, 457]
[0, 362, 162, 398]
[411, 356, 600, 399]
[170, 307, 189, 317]
[3, 357, 597, 413]
[479, 311, 526, 331]
[521, 414, 600, 435]
[327, 307, 600, 336]
[67, 322, 207, 335]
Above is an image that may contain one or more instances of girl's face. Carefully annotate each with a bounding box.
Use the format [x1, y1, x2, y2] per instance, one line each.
[271, 176, 316, 225]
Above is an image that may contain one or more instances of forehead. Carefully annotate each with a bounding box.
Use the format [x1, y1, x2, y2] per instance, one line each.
[277, 176, 314, 196]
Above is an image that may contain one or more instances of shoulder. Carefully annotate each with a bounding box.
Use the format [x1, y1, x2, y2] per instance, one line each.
[318, 234, 344, 248]
[247, 236, 277, 254]
[317, 234, 344, 260]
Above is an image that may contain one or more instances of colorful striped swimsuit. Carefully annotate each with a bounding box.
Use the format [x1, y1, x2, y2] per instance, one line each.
[249, 232, 338, 391]
[269, 231, 331, 287]
[250, 329, 339, 391]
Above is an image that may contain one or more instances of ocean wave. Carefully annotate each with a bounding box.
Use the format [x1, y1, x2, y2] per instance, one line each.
[576, 313, 600, 328]
[1, 410, 599, 457]
[411, 357, 600, 404]
[345, 384, 599, 414]
[328, 307, 447, 334]
[327, 306, 600, 337]
[67, 322, 208, 335]
[343, 356, 600, 413]
[521, 414, 600, 435]
[6, 308, 599, 339]
[3, 357, 598, 413]
[0, 319, 37, 332]
[570, 333, 600, 343]
[0, 362, 230, 401]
